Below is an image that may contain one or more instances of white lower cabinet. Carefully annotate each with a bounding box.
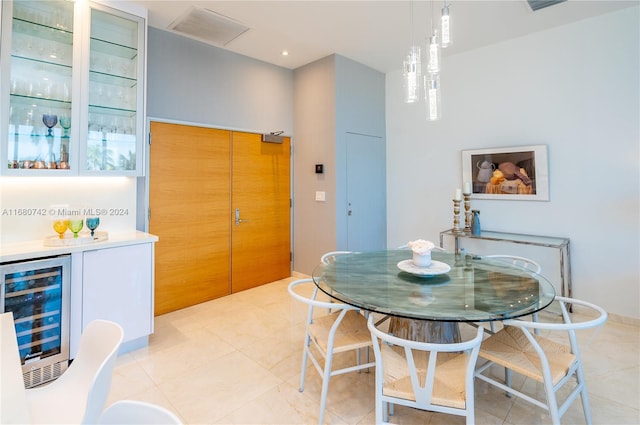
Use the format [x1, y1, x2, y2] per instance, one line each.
[72, 242, 154, 357]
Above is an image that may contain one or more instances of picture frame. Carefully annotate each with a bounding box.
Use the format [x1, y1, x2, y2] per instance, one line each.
[462, 145, 549, 201]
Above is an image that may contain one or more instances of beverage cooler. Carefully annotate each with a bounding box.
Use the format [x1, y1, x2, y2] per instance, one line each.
[1, 255, 70, 388]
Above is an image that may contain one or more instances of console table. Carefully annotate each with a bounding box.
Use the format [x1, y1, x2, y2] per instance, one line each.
[439, 229, 572, 301]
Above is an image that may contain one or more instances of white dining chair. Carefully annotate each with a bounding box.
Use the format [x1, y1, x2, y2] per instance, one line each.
[98, 400, 183, 424]
[367, 315, 484, 424]
[484, 254, 542, 274]
[25, 319, 124, 424]
[320, 250, 353, 264]
[484, 254, 543, 334]
[320, 250, 354, 314]
[475, 296, 607, 425]
[288, 278, 374, 425]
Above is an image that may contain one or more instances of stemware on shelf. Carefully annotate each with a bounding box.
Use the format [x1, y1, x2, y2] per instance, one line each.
[59, 115, 71, 138]
[68, 218, 83, 238]
[42, 113, 58, 137]
[3, 0, 143, 175]
[52, 218, 69, 239]
[86, 217, 100, 237]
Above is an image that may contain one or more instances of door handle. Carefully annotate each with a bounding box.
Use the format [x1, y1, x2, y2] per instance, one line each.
[235, 208, 249, 225]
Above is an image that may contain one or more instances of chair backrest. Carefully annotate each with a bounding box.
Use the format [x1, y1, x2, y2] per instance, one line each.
[504, 296, 607, 334]
[320, 251, 353, 264]
[288, 278, 360, 309]
[504, 297, 607, 396]
[484, 254, 542, 274]
[98, 400, 183, 424]
[65, 320, 124, 424]
[288, 278, 361, 324]
[367, 315, 484, 406]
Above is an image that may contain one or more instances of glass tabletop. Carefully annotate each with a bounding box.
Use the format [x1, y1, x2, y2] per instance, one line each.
[312, 250, 556, 322]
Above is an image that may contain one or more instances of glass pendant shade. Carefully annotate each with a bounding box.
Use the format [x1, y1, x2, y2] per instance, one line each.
[441, 4, 452, 48]
[425, 74, 442, 121]
[427, 33, 441, 74]
[403, 46, 421, 103]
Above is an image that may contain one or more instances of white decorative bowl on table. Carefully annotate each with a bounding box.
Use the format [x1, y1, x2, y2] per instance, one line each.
[397, 259, 451, 277]
[412, 251, 432, 267]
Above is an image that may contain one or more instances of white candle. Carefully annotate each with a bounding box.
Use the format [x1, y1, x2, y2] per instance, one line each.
[463, 181, 472, 194]
[454, 189, 461, 200]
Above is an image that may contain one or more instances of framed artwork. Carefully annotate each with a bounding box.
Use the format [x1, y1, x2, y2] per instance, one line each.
[462, 145, 549, 201]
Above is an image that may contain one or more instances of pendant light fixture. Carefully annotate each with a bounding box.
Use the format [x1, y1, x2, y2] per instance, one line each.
[401, 0, 448, 121]
[426, 0, 442, 121]
[441, 1, 452, 48]
[427, 30, 440, 74]
[403, 1, 421, 103]
[425, 73, 441, 121]
[427, 1, 440, 75]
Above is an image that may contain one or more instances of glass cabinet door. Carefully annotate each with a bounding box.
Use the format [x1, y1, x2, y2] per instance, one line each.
[4, 0, 75, 173]
[83, 5, 143, 173]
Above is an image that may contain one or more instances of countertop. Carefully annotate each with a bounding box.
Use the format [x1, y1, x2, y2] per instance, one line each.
[0, 230, 158, 263]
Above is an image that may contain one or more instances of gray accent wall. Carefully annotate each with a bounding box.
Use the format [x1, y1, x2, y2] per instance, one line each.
[293, 55, 386, 274]
[141, 27, 294, 233]
[292, 56, 337, 274]
[146, 27, 293, 134]
[334, 55, 386, 250]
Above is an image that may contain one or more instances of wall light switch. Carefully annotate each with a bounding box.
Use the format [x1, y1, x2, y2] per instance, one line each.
[315, 191, 326, 202]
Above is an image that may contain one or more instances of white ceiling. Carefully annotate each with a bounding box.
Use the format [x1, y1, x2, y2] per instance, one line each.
[127, 0, 637, 73]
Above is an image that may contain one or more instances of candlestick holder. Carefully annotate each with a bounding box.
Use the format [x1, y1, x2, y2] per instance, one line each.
[463, 193, 472, 234]
[452, 199, 463, 234]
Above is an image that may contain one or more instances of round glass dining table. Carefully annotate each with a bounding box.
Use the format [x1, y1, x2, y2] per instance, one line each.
[312, 249, 556, 324]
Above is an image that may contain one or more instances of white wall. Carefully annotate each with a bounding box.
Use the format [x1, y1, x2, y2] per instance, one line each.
[0, 177, 137, 242]
[146, 28, 293, 135]
[386, 8, 639, 319]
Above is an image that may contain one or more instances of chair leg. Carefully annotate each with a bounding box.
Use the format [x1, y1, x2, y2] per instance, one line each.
[299, 337, 310, 392]
[381, 400, 388, 423]
[466, 393, 475, 425]
[543, 377, 561, 425]
[505, 368, 513, 397]
[318, 353, 334, 425]
[576, 364, 593, 425]
[365, 346, 370, 371]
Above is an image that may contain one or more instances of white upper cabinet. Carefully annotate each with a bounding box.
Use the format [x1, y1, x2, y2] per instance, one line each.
[0, 0, 146, 176]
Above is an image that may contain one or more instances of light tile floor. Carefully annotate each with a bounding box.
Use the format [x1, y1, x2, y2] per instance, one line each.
[108, 276, 640, 424]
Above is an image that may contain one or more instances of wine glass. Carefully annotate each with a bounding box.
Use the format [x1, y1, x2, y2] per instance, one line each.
[59, 115, 71, 138]
[86, 217, 100, 237]
[68, 218, 83, 238]
[52, 219, 69, 239]
[43, 113, 58, 137]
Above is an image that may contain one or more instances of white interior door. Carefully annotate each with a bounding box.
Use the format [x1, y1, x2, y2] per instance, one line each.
[346, 132, 386, 251]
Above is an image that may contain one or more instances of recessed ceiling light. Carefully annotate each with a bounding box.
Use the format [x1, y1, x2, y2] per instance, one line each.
[281, 51, 289, 56]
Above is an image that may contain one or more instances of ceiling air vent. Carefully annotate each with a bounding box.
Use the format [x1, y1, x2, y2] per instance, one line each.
[527, 0, 567, 11]
[168, 7, 249, 46]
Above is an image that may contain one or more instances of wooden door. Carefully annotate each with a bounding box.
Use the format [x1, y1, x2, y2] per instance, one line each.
[231, 132, 291, 292]
[149, 122, 231, 315]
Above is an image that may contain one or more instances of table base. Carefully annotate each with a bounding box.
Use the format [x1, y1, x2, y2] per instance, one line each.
[388, 318, 461, 343]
